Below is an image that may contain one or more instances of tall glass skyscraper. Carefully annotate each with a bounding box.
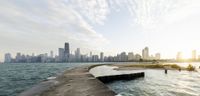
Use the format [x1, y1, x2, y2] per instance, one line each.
[58, 48, 65, 62]
[64, 42, 70, 61]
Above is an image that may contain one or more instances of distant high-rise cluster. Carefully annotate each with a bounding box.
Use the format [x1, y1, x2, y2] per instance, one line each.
[176, 50, 200, 61]
[141, 47, 161, 60]
[58, 43, 70, 62]
[3, 43, 161, 63]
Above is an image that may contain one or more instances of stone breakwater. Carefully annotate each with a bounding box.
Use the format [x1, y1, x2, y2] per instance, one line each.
[19, 65, 145, 96]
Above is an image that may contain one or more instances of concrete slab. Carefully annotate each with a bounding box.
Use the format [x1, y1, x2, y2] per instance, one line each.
[19, 66, 117, 96]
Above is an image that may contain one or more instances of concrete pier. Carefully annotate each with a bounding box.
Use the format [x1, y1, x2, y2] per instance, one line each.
[19, 65, 145, 96]
[19, 66, 117, 96]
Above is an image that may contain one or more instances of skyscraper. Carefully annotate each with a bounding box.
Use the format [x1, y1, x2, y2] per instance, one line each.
[75, 48, 81, 62]
[128, 52, 134, 61]
[4, 53, 12, 63]
[142, 47, 149, 60]
[58, 48, 65, 62]
[92, 55, 99, 62]
[16, 52, 22, 63]
[100, 52, 104, 62]
[50, 51, 54, 58]
[89, 52, 92, 62]
[64, 42, 70, 62]
[120, 52, 127, 61]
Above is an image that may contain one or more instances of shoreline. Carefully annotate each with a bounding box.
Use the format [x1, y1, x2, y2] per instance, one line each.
[19, 63, 196, 96]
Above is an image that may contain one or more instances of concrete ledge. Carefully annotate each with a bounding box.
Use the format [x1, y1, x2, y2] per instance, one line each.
[97, 72, 145, 83]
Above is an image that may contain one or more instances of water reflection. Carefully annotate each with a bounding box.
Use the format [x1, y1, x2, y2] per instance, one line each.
[107, 62, 200, 96]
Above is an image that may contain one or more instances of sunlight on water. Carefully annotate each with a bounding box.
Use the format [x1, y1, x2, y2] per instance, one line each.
[107, 62, 200, 96]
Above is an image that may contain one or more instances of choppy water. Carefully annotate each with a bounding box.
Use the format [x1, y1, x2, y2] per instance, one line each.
[1, 62, 200, 96]
[0, 63, 103, 96]
[107, 63, 200, 96]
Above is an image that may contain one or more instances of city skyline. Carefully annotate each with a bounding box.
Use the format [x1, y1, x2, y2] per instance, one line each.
[4, 42, 161, 63]
[2, 42, 200, 62]
[1, 0, 200, 61]
[1, 1, 200, 96]
[3, 42, 200, 63]
[2, 43, 200, 62]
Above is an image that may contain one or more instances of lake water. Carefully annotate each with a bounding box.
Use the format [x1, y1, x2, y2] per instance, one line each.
[107, 62, 200, 96]
[1, 62, 200, 96]
[0, 63, 104, 96]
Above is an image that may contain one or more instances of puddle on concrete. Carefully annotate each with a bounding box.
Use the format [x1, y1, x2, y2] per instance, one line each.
[89, 65, 143, 77]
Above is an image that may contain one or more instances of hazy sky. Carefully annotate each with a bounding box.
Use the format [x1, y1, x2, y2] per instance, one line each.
[1, 0, 200, 61]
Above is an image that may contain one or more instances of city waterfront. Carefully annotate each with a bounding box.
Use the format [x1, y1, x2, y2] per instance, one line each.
[0, 62, 200, 96]
[1, 0, 200, 96]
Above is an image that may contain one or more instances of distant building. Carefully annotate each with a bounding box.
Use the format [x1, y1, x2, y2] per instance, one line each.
[64, 42, 70, 62]
[92, 55, 99, 62]
[192, 50, 196, 60]
[50, 51, 54, 58]
[81, 55, 88, 62]
[128, 52, 134, 61]
[55, 55, 59, 62]
[100, 52, 104, 62]
[40, 54, 48, 63]
[58, 48, 65, 62]
[69, 53, 75, 62]
[116, 54, 120, 61]
[89, 52, 92, 62]
[142, 47, 149, 60]
[16, 52, 22, 63]
[4, 53, 12, 63]
[107, 56, 114, 62]
[75, 48, 81, 62]
[155, 53, 161, 60]
[120, 52, 127, 61]
[21, 54, 26, 62]
[135, 54, 142, 61]
[176, 52, 182, 61]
